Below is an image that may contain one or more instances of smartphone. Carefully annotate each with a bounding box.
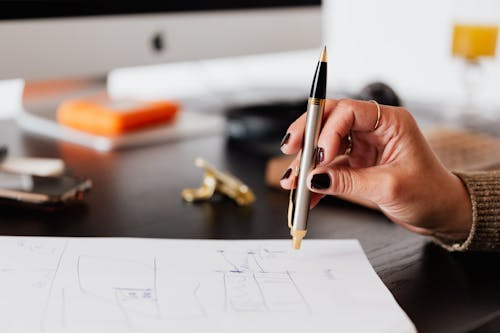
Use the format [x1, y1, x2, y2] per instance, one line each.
[0, 172, 92, 205]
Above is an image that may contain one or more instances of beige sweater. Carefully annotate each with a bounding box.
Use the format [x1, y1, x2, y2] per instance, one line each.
[435, 171, 500, 252]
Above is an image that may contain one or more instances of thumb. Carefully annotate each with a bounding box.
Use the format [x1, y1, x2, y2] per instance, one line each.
[307, 165, 386, 200]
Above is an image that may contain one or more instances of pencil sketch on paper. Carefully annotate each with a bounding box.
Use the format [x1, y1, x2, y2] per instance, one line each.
[58, 247, 312, 330]
[0, 237, 417, 333]
[0, 237, 66, 297]
[0, 238, 67, 333]
[62, 255, 162, 329]
[0, 240, 319, 330]
[216, 248, 311, 313]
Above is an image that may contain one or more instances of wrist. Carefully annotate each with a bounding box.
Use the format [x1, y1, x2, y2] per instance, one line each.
[434, 174, 473, 242]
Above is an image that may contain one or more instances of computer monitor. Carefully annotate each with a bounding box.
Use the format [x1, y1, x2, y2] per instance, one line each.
[0, 1, 321, 81]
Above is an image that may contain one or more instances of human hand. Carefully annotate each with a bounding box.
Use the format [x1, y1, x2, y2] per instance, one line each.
[280, 99, 472, 241]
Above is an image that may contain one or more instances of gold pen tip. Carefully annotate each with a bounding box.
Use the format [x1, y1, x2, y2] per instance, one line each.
[292, 236, 302, 250]
[291, 229, 306, 250]
[320, 46, 327, 62]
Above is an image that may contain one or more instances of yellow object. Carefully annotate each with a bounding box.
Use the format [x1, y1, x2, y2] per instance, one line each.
[181, 158, 255, 206]
[452, 24, 498, 60]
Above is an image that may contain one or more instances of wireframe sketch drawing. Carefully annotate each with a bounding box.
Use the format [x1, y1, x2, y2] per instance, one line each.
[0, 237, 416, 333]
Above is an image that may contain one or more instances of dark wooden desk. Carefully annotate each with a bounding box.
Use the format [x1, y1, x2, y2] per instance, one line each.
[1, 119, 499, 332]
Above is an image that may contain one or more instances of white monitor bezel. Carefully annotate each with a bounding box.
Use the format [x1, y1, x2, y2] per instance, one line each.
[0, 7, 321, 81]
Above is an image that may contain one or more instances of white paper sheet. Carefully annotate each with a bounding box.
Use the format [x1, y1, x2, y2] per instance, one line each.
[0, 237, 416, 333]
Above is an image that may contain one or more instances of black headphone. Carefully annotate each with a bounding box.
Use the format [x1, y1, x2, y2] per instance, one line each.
[226, 82, 401, 156]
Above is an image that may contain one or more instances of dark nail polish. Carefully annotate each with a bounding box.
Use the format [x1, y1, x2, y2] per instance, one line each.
[281, 168, 292, 180]
[280, 133, 290, 147]
[311, 173, 331, 190]
[316, 147, 324, 165]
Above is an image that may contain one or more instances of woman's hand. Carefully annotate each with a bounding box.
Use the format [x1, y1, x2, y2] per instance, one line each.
[280, 99, 472, 241]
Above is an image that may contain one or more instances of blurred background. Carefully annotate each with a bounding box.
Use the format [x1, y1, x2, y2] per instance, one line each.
[1, 4, 500, 331]
[326, 0, 500, 127]
[0, 0, 499, 146]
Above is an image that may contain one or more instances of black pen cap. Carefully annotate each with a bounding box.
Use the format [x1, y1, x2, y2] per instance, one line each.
[309, 47, 327, 99]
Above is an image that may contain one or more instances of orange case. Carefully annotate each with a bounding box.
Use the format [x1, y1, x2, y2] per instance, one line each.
[57, 98, 179, 136]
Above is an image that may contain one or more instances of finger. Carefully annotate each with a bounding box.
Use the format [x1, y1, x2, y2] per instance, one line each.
[282, 143, 350, 191]
[281, 99, 338, 155]
[316, 99, 387, 166]
[279, 153, 301, 190]
[280, 112, 307, 155]
[280, 158, 325, 207]
[265, 155, 295, 189]
[310, 193, 325, 208]
[345, 133, 379, 168]
[323, 152, 379, 208]
[287, 154, 347, 207]
[307, 164, 388, 200]
[338, 135, 351, 157]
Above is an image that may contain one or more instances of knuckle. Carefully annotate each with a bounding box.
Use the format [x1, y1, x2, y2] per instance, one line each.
[337, 98, 354, 113]
[383, 107, 418, 136]
[325, 98, 338, 110]
[396, 107, 417, 126]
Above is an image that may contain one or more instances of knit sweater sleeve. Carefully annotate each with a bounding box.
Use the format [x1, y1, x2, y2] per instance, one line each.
[433, 171, 500, 252]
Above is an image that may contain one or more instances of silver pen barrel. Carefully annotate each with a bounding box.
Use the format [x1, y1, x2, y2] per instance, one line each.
[289, 46, 327, 249]
[290, 99, 325, 247]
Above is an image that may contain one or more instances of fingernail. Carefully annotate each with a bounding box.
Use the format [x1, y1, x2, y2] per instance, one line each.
[281, 168, 292, 180]
[280, 133, 290, 147]
[311, 173, 331, 190]
[316, 147, 324, 165]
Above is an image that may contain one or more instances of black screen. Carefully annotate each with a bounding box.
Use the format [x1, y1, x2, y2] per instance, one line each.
[0, 1, 321, 20]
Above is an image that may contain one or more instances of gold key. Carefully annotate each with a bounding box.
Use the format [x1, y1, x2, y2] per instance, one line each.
[181, 157, 256, 206]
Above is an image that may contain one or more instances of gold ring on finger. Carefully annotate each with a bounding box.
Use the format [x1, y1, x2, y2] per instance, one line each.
[344, 130, 353, 155]
[369, 100, 381, 131]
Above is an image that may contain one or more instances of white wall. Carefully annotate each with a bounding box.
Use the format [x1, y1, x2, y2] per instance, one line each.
[0, 79, 24, 119]
[323, 0, 500, 108]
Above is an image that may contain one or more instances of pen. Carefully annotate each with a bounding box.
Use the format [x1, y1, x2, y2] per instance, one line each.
[288, 47, 327, 249]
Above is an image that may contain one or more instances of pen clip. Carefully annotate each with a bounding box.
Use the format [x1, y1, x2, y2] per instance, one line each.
[287, 166, 300, 229]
